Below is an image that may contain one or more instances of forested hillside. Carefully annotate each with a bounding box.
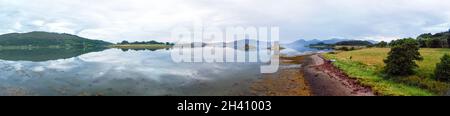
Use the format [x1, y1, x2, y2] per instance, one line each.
[0, 31, 111, 47]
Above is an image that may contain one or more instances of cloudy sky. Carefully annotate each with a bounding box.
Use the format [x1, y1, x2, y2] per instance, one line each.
[1, 0, 450, 43]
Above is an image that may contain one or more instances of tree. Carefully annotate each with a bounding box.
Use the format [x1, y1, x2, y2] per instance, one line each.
[417, 33, 433, 39]
[384, 38, 423, 76]
[148, 40, 159, 44]
[376, 41, 388, 48]
[416, 29, 450, 48]
[416, 37, 429, 48]
[338, 46, 350, 51]
[120, 40, 129, 44]
[429, 38, 443, 48]
[389, 39, 402, 47]
[447, 37, 450, 48]
[435, 54, 450, 81]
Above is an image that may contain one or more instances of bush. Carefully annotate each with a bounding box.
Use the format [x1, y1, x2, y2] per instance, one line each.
[350, 47, 355, 51]
[384, 38, 423, 76]
[395, 76, 450, 95]
[337, 46, 349, 51]
[435, 54, 450, 81]
[328, 51, 337, 54]
[376, 41, 388, 48]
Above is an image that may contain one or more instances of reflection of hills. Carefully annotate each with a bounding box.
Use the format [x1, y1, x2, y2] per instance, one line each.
[0, 47, 107, 62]
[119, 48, 170, 52]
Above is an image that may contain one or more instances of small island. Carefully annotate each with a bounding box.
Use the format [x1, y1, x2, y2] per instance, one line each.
[110, 40, 174, 51]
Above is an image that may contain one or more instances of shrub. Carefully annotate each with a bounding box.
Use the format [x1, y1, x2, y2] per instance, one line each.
[384, 38, 423, 76]
[435, 54, 450, 81]
[350, 47, 355, 51]
[340, 47, 349, 51]
[376, 41, 388, 48]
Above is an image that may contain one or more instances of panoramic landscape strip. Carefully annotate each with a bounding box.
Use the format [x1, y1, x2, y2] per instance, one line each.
[1, 0, 450, 98]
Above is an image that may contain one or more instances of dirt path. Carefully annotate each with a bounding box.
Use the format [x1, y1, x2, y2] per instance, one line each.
[303, 54, 374, 96]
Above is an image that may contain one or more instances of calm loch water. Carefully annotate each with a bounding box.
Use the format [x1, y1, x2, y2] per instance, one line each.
[0, 47, 266, 96]
[0, 46, 325, 96]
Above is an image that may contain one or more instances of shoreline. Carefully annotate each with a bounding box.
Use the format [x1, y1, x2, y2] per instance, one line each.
[303, 54, 374, 96]
[251, 55, 311, 96]
[109, 44, 172, 49]
[251, 53, 375, 96]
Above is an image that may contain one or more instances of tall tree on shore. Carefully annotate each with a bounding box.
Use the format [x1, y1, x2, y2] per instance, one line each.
[384, 38, 423, 76]
[447, 37, 450, 48]
[435, 54, 450, 81]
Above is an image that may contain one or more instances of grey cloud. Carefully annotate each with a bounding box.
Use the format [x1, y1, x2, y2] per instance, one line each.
[1, 0, 450, 43]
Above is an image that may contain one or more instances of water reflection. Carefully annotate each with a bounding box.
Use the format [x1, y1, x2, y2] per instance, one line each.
[0, 45, 331, 96]
[0, 47, 262, 96]
[0, 47, 106, 61]
[281, 46, 332, 57]
[120, 48, 171, 52]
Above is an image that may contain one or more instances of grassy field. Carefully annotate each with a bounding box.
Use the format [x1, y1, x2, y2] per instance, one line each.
[110, 44, 172, 49]
[323, 48, 450, 96]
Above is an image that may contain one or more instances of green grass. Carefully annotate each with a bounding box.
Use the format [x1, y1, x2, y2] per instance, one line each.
[324, 48, 450, 96]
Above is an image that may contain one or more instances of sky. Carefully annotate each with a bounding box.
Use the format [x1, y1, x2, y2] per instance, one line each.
[1, 0, 450, 43]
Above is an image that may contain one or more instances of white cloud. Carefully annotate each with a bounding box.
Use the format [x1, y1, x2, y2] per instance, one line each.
[12, 22, 22, 30]
[362, 35, 402, 42]
[31, 20, 45, 27]
[32, 66, 45, 72]
[1, 0, 450, 43]
[46, 21, 76, 34]
[423, 22, 450, 33]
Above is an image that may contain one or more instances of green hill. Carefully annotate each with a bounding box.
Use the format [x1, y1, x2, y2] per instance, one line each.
[0, 31, 112, 48]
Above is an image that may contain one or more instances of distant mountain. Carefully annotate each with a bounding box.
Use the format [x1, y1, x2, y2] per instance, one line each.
[0, 31, 112, 47]
[287, 38, 378, 48]
[204, 39, 273, 47]
[286, 39, 319, 47]
[322, 38, 353, 44]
